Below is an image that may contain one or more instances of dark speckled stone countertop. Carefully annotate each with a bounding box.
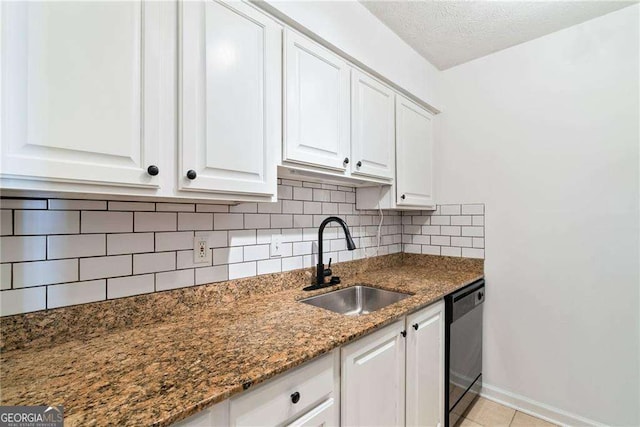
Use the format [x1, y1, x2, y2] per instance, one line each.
[0, 253, 483, 426]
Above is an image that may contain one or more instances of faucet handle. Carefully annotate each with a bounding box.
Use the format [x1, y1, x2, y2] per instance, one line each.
[323, 257, 332, 278]
[327, 258, 332, 268]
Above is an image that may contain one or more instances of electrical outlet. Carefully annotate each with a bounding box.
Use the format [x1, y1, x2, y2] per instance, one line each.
[194, 237, 210, 263]
[270, 234, 284, 257]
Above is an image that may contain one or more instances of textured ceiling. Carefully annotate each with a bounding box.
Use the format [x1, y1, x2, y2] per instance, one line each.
[360, 1, 636, 70]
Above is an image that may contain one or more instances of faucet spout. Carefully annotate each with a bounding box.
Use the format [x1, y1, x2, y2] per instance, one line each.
[315, 216, 356, 287]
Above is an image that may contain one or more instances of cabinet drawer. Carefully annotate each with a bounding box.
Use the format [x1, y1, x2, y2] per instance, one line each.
[229, 352, 336, 426]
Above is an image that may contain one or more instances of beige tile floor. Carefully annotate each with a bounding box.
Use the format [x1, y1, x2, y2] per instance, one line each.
[456, 397, 558, 427]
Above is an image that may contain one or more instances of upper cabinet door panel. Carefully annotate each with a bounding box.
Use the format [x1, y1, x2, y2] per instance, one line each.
[1, 1, 161, 188]
[350, 70, 395, 180]
[284, 30, 350, 171]
[180, 0, 280, 196]
[396, 95, 435, 207]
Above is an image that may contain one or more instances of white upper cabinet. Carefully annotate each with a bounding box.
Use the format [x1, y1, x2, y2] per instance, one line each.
[395, 95, 435, 208]
[341, 320, 405, 427]
[350, 70, 395, 181]
[406, 301, 445, 427]
[1, 1, 163, 188]
[180, 0, 281, 197]
[283, 29, 350, 172]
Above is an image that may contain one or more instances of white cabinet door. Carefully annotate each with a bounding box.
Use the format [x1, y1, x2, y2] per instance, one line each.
[341, 320, 405, 427]
[350, 69, 395, 180]
[284, 30, 350, 172]
[180, 0, 280, 196]
[1, 1, 163, 188]
[406, 301, 445, 427]
[395, 95, 435, 208]
[286, 398, 336, 427]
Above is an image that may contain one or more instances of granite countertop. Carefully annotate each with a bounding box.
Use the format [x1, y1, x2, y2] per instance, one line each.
[0, 254, 483, 426]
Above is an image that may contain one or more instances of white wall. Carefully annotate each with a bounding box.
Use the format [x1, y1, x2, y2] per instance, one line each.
[259, 0, 441, 107]
[436, 5, 639, 426]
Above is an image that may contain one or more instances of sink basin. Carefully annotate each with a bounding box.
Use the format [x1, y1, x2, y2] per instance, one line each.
[300, 285, 411, 316]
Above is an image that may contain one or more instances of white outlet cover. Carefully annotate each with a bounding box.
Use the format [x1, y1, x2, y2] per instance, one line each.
[270, 234, 284, 257]
[194, 237, 210, 263]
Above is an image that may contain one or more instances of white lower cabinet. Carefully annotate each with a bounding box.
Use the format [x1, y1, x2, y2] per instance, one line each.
[340, 301, 444, 427]
[173, 301, 444, 427]
[341, 319, 406, 426]
[229, 350, 339, 427]
[406, 301, 445, 427]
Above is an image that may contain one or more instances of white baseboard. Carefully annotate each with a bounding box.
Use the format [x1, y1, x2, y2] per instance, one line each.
[480, 382, 604, 427]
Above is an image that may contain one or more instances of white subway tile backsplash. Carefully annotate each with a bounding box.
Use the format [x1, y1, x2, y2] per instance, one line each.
[281, 256, 303, 272]
[271, 214, 293, 229]
[451, 216, 472, 226]
[0, 264, 11, 290]
[156, 269, 194, 291]
[462, 204, 484, 215]
[430, 216, 450, 226]
[441, 246, 462, 257]
[243, 244, 270, 261]
[213, 247, 243, 265]
[80, 255, 131, 281]
[134, 252, 176, 274]
[473, 238, 485, 249]
[177, 250, 212, 269]
[48, 234, 104, 260]
[156, 203, 195, 212]
[258, 201, 282, 214]
[462, 248, 485, 259]
[214, 213, 244, 230]
[293, 187, 313, 201]
[282, 200, 303, 214]
[196, 204, 229, 213]
[230, 203, 258, 213]
[0, 184, 474, 316]
[229, 230, 256, 247]
[49, 199, 106, 210]
[178, 213, 213, 231]
[1, 210, 12, 236]
[108, 201, 155, 211]
[107, 233, 154, 255]
[421, 245, 441, 255]
[15, 210, 79, 235]
[195, 265, 228, 285]
[229, 261, 256, 279]
[13, 259, 78, 288]
[81, 211, 132, 233]
[257, 259, 281, 275]
[134, 212, 176, 232]
[244, 214, 270, 229]
[0, 287, 46, 315]
[47, 279, 106, 309]
[461, 227, 484, 237]
[0, 199, 47, 210]
[156, 231, 193, 251]
[441, 226, 461, 236]
[107, 274, 155, 299]
[431, 236, 451, 246]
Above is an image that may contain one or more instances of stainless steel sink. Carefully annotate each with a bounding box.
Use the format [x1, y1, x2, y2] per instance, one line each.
[300, 285, 411, 316]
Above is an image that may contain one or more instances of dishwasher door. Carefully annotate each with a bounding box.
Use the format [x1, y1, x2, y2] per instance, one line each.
[446, 279, 484, 426]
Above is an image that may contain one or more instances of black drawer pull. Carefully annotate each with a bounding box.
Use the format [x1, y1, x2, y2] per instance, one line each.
[291, 391, 300, 404]
[413, 323, 419, 330]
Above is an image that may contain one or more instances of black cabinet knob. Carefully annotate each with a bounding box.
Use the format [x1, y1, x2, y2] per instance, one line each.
[401, 194, 406, 200]
[291, 391, 300, 404]
[478, 292, 484, 300]
[147, 165, 159, 176]
[413, 323, 419, 330]
[343, 157, 349, 164]
[356, 161, 362, 167]
[401, 330, 407, 337]
[186, 170, 197, 180]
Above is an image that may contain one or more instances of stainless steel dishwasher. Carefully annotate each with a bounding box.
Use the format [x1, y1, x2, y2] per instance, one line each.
[445, 279, 485, 427]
